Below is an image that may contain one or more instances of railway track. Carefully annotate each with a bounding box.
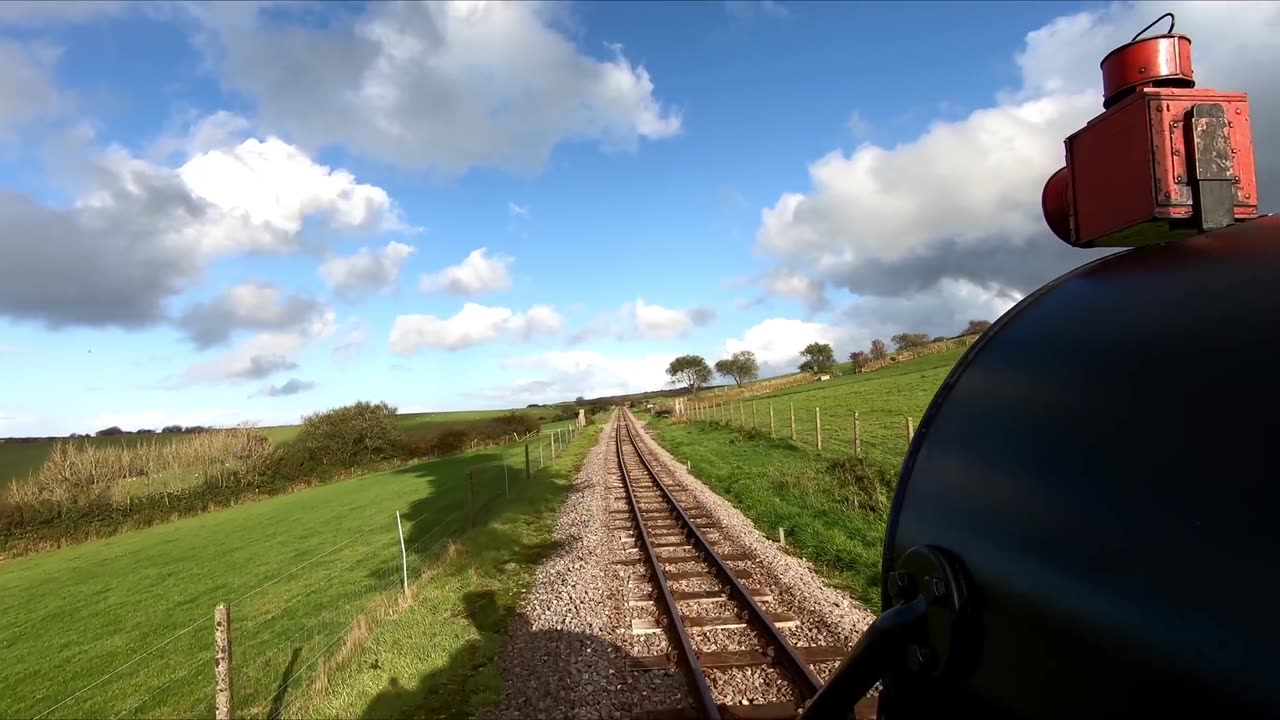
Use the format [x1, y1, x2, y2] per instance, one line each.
[608, 410, 874, 719]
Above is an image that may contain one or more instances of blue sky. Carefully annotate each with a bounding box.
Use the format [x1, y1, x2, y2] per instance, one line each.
[1, 0, 1276, 436]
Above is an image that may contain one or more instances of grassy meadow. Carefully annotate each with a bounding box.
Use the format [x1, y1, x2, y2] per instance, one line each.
[643, 348, 965, 606]
[692, 347, 964, 471]
[0, 422, 596, 720]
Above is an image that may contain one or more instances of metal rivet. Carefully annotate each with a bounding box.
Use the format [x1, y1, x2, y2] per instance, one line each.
[1229, 121, 1235, 128]
[1172, 149, 1180, 156]
[1232, 148, 1239, 155]
[1176, 175, 1183, 182]
[1234, 175, 1241, 183]
[1164, 191, 1171, 199]
[1235, 107, 1243, 115]
[1156, 104, 1163, 113]
[1245, 193, 1252, 200]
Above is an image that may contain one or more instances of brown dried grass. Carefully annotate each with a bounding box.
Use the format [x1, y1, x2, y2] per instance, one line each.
[6, 426, 273, 504]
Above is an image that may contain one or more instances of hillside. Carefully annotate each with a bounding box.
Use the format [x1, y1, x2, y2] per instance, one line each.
[0, 427, 595, 718]
[641, 347, 966, 605]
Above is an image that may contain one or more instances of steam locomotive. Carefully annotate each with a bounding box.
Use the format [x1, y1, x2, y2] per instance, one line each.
[803, 15, 1279, 720]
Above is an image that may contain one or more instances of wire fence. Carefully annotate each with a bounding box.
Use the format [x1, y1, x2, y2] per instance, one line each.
[25, 423, 590, 720]
[682, 397, 919, 469]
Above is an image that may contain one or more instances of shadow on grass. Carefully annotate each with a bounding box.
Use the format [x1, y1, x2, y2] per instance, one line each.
[267, 647, 302, 720]
[355, 436, 617, 720]
[358, 591, 628, 720]
[357, 449, 542, 585]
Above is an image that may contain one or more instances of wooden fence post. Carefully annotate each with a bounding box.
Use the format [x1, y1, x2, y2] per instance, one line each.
[752, 401, 757, 429]
[739, 401, 745, 427]
[396, 511, 410, 600]
[816, 406, 823, 452]
[906, 417, 915, 444]
[467, 471, 476, 528]
[854, 411, 862, 459]
[214, 603, 233, 720]
[539, 441, 544, 468]
[778, 527, 786, 547]
[550, 431, 556, 459]
[769, 403, 775, 437]
[525, 443, 531, 480]
[789, 403, 796, 441]
[503, 463, 509, 497]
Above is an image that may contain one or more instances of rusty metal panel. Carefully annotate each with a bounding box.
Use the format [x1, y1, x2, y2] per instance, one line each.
[1145, 88, 1257, 219]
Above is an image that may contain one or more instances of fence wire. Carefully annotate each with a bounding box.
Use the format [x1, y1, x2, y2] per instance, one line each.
[34, 426, 592, 720]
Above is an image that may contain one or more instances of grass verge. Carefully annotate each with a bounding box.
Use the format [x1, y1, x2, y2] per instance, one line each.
[641, 349, 965, 608]
[0, 426, 595, 719]
[644, 420, 893, 607]
[298, 424, 601, 719]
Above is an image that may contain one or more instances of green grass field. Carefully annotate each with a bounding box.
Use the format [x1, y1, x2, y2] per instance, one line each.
[644, 349, 965, 606]
[0, 422, 595, 720]
[307, 424, 600, 719]
[696, 348, 965, 471]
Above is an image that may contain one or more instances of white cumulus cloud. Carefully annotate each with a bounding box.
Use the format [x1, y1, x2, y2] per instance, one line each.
[189, 1, 682, 175]
[178, 136, 408, 236]
[0, 116, 410, 330]
[319, 241, 416, 301]
[722, 318, 842, 375]
[626, 298, 716, 340]
[176, 282, 330, 348]
[494, 350, 672, 403]
[755, 1, 1280, 330]
[389, 302, 563, 354]
[419, 247, 514, 297]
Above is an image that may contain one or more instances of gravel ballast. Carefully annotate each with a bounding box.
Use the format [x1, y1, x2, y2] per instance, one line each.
[488, 410, 878, 718]
[627, 412, 878, 650]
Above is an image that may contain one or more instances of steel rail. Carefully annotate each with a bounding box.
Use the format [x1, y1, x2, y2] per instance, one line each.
[621, 411, 825, 699]
[615, 420, 721, 720]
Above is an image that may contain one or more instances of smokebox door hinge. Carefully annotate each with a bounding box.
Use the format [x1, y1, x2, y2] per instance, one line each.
[1185, 103, 1235, 232]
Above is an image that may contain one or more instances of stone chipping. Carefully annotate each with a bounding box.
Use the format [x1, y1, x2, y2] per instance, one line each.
[487, 410, 877, 719]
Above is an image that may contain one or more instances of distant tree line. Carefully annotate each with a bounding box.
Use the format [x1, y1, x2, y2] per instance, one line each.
[86, 425, 213, 438]
[660, 319, 994, 393]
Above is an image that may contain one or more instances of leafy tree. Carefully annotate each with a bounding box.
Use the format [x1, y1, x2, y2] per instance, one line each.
[798, 342, 835, 375]
[891, 332, 931, 351]
[869, 339, 888, 361]
[161, 424, 183, 434]
[848, 350, 869, 372]
[95, 426, 125, 437]
[666, 355, 713, 395]
[962, 319, 992, 336]
[713, 350, 760, 387]
[294, 401, 404, 469]
[574, 396, 586, 405]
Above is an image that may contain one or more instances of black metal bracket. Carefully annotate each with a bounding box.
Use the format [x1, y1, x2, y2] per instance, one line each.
[1184, 103, 1236, 233]
[798, 545, 971, 720]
